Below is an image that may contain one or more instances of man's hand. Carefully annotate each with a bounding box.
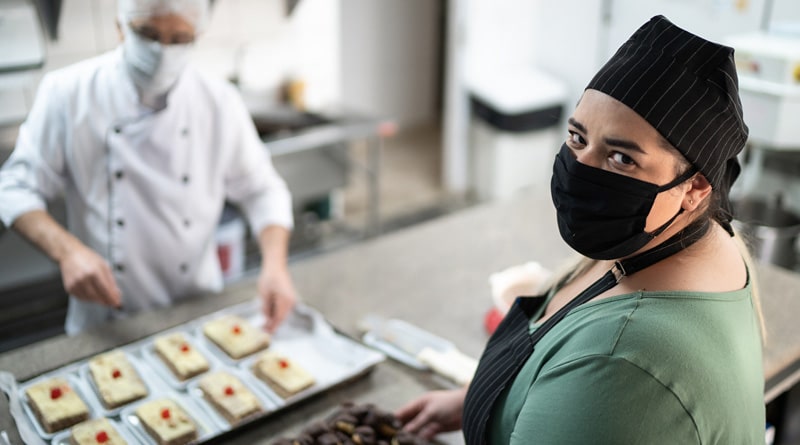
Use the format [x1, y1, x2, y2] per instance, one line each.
[258, 263, 297, 333]
[59, 243, 122, 307]
[11, 210, 121, 307]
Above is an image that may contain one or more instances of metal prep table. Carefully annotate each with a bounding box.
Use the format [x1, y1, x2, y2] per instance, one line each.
[2, 188, 800, 444]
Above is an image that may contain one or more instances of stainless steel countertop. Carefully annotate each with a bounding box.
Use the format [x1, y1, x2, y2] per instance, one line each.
[2, 188, 800, 444]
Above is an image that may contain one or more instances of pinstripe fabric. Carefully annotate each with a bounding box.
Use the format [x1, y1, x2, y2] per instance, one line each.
[586, 15, 747, 233]
[462, 296, 540, 445]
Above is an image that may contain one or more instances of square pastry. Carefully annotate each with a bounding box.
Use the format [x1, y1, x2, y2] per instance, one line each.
[70, 418, 127, 445]
[88, 350, 148, 409]
[154, 333, 210, 381]
[26, 377, 90, 434]
[198, 371, 263, 425]
[135, 398, 198, 445]
[252, 351, 315, 399]
[202, 315, 270, 360]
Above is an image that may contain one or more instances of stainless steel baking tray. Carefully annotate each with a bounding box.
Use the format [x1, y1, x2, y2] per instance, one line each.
[10, 301, 385, 444]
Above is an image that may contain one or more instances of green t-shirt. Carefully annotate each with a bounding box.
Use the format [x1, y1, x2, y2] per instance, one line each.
[487, 282, 765, 444]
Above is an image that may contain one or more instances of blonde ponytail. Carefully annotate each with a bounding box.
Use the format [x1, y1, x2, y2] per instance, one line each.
[731, 226, 768, 343]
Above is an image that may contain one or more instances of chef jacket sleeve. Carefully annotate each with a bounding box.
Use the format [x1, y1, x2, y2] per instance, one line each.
[0, 74, 68, 228]
[508, 355, 701, 444]
[222, 90, 293, 233]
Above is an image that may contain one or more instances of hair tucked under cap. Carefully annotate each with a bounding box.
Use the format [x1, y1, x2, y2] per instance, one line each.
[118, 0, 209, 31]
[586, 15, 747, 235]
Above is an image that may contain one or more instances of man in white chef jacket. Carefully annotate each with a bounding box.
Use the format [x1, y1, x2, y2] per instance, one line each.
[0, 0, 298, 334]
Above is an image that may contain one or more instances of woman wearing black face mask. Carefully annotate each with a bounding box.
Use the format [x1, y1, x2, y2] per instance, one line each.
[396, 16, 765, 445]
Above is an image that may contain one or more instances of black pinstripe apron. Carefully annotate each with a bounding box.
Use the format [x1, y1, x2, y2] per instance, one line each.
[462, 220, 709, 444]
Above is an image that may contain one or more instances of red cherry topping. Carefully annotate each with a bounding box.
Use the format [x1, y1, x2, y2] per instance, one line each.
[50, 387, 63, 400]
[232, 325, 241, 335]
[278, 359, 289, 369]
[161, 408, 171, 419]
[224, 386, 234, 396]
[96, 430, 109, 443]
[111, 369, 122, 379]
[180, 343, 190, 352]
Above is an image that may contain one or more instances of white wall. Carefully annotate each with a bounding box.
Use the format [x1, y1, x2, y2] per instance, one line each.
[6, 0, 342, 120]
[340, 0, 442, 127]
[442, 0, 798, 195]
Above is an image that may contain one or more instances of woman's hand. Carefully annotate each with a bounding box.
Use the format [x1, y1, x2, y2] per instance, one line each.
[395, 387, 467, 440]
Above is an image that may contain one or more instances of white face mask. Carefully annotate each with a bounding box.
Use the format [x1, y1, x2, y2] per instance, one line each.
[121, 25, 193, 99]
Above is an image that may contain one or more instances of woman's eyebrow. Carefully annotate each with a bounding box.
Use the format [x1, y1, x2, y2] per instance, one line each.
[567, 117, 587, 133]
[568, 117, 646, 153]
[604, 137, 645, 153]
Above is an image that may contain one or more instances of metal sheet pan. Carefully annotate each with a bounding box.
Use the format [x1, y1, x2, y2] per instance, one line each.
[10, 301, 385, 444]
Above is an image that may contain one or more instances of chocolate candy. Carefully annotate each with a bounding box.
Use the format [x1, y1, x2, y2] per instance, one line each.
[302, 421, 330, 438]
[390, 431, 415, 445]
[317, 432, 343, 445]
[352, 425, 377, 445]
[274, 402, 427, 445]
[334, 414, 358, 434]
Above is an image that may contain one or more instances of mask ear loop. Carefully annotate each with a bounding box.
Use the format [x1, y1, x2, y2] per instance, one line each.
[656, 166, 698, 192]
[646, 166, 698, 239]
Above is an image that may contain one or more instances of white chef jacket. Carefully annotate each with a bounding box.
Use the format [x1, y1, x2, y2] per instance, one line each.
[0, 49, 293, 334]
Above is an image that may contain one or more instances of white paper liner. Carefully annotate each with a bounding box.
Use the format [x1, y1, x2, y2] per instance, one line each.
[120, 391, 220, 445]
[16, 371, 103, 441]
[80, 352, 158, 418]
[139, 330, 221, 392]
[49, 418, 139, 445]
[0, 371, 46, 445]
[186, 367, 280, 430]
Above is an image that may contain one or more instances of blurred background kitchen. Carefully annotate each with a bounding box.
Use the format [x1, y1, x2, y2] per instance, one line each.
[1, 0, 799, 354]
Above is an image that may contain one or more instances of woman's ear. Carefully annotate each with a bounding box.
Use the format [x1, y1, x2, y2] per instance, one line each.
[683, 173, 712, 211]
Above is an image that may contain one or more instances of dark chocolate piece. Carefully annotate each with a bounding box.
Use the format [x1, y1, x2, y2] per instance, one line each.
[334, 414, 358, 434]
[335, 430, 355, 445]
[352, 425, 377, 445]
[302, 421, 331, 438]
[362, 410, 380, 428]
[317, 432, 343, 445]
[391, 431, 416, 445]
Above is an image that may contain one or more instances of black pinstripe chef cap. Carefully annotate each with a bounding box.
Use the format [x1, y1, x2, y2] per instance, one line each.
[586, 15, 747, 233]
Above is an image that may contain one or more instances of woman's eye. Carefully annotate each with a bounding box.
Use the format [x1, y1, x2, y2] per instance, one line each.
[567, 132, 585, 146]
[610, 151, 635, 166]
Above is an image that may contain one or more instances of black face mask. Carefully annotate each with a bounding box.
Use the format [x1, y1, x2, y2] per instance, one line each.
[550, 144, 696, 260]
